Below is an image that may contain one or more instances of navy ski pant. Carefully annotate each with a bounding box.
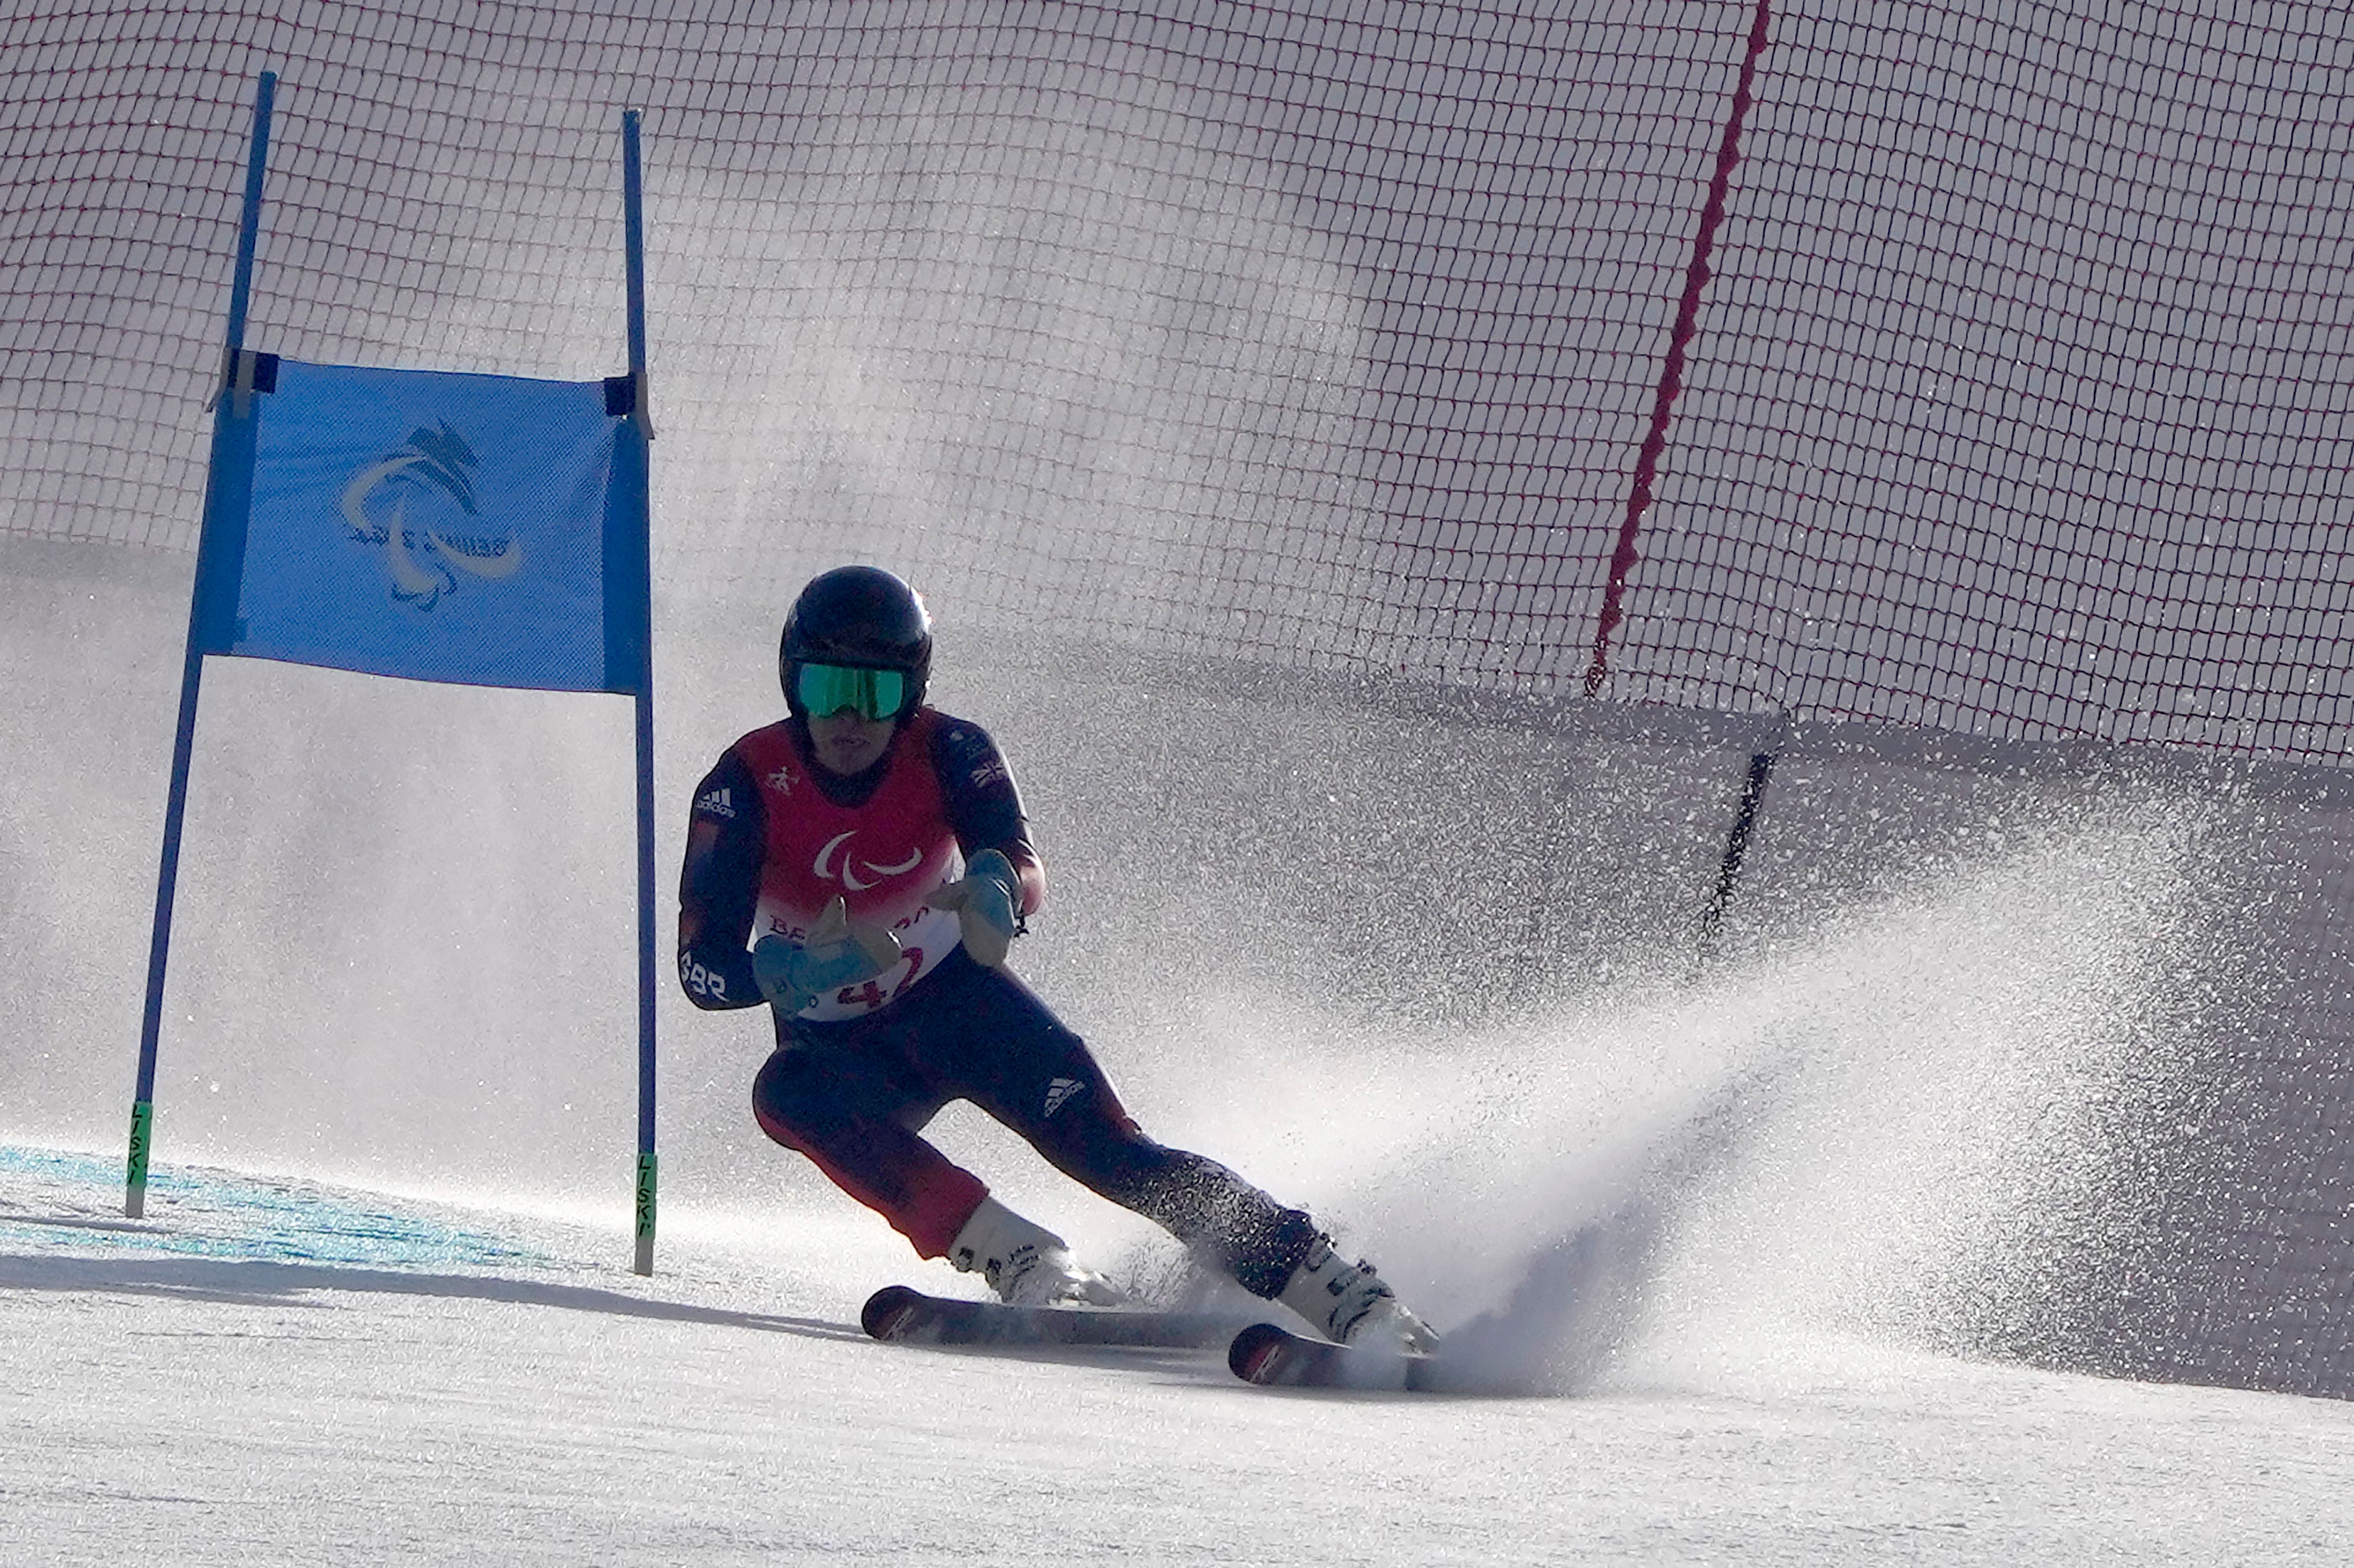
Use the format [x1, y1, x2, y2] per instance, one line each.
[752, 947, 1315, 1297]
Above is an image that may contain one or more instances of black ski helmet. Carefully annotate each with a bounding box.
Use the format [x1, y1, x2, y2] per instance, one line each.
[779, 564, 933, 717]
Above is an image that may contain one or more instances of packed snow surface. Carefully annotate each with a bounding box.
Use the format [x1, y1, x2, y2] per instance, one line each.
[4, 1146, 2349, 1566]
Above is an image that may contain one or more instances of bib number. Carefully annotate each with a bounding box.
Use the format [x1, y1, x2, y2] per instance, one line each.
[833, 947, 926, 1013]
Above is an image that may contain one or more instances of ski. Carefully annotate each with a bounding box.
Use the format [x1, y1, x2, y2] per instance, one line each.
[1226, 1321, 1442, 1391]
[860, 1284, 1246, 1350]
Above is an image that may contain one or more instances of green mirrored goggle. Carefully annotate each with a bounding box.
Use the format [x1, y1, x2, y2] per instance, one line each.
[796, 662, 908, 721]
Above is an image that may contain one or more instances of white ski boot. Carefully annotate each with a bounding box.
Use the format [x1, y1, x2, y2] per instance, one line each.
[948, 1195, 1123, 1308]
[1278, 1235, 1439, 1354]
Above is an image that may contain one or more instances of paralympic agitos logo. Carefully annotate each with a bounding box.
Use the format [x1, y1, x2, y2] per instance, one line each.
[812, 830, 924, 891]
[339, 421, 524, 610]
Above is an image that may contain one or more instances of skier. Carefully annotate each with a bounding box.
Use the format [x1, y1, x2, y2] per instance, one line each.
[677, 564, 1437, 1354]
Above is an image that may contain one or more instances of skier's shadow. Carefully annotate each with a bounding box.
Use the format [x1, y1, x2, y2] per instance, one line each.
[0, 1250, 866, 1342]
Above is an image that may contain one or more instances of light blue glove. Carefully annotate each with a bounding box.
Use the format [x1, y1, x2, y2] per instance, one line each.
[932, 847, 1020, 968]
[752, 897, 901, 1012]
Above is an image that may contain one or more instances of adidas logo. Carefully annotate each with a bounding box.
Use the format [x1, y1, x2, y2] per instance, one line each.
[1043, 1077, 1085, 1118]
[694, 785, 736, 820]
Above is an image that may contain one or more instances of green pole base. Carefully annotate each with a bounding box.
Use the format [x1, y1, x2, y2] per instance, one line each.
[633, 1150, 657, 1276]
[125, 1100, 154, 1219]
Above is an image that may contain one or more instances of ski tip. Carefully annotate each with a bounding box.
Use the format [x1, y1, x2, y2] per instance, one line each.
[1229, 1320, 1438, 1390]
[861, 1284, 926, 1341]
[1227, 1321, 1296, 1384]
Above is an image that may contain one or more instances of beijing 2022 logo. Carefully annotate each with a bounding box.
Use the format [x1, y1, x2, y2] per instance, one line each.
[338, 421, 524, 610]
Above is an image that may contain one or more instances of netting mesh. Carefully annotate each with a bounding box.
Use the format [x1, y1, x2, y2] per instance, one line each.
[3, 0, 2350, 758]
[1624, 0, 2354, 755]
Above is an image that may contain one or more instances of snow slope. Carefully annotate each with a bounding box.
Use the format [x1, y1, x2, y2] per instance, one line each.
[6, 1146, 2350, 1566]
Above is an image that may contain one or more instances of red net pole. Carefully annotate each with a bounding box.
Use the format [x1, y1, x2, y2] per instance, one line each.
[1584, 0, 1776, 700]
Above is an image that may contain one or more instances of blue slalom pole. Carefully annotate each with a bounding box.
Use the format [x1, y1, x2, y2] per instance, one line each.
[620, 108, 660, 1275]
[128, 69, 277, 1219]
